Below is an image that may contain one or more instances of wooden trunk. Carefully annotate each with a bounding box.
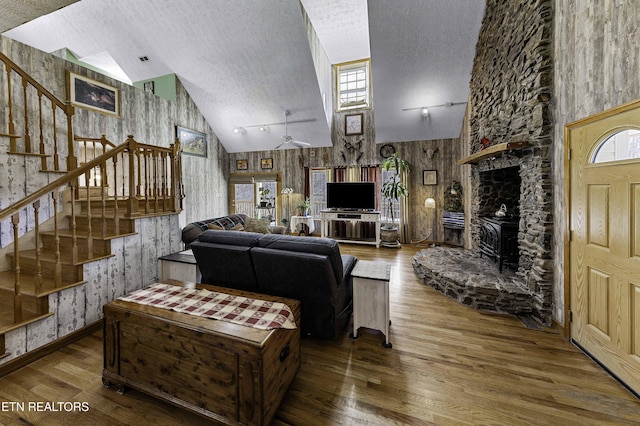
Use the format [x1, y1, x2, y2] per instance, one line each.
[102, 284, 301, 425]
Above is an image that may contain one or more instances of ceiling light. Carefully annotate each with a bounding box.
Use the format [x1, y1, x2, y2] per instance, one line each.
[233, 127, 246, 134]
[402, 101, 467, 112]
[421, 108, 429, 119]
[259, 125, 269, 132]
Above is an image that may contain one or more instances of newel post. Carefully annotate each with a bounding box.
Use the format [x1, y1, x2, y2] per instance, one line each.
[169, 138, 182, 212]
[126, 135, 139, 217]
[65, 102, 77, 172]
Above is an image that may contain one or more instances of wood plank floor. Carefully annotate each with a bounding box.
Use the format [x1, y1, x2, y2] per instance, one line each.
[1, 243, 639, 425]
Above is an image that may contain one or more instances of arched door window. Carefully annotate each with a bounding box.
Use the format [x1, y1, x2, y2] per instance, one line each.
[592, 128, 640, 163]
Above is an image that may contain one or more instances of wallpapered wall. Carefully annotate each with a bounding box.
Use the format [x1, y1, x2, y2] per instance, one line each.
[0, 35, 227, 364]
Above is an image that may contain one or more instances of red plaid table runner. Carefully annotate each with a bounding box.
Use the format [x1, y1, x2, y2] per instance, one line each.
[119, 283, 296, 330]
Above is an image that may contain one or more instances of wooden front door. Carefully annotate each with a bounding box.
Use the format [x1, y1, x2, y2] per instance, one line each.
[567, 101, 640, 395]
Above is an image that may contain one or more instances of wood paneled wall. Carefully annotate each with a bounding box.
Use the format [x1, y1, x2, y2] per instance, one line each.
[0, 35, 226, 365]
[229, 118, 464, 244]
[552, 0, 640, 323]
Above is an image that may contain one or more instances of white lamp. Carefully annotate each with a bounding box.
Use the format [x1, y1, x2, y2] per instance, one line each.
[413, 197, 436, 245]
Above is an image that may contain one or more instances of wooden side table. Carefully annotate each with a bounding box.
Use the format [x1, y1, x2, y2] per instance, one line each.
[349, 260, 392, 348]
[159, 249, 201, 283]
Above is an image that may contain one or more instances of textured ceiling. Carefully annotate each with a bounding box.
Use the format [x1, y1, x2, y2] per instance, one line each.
[3, 0, 485, 152]
[369, 0, 485, 143]
[0, 0, 77, 33]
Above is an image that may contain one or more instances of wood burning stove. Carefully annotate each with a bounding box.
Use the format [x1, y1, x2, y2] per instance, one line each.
[479, 217, 519, 272]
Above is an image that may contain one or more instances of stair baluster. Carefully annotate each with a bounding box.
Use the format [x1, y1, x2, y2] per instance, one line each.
[100, 163, 107, 239]
[112, 153, 120, 235]
[37, 91, 46, 170]
[144, 150, 150, 214]
[84, 169, 94, 258]
[5, 61, 16, 151]
[51, 103, 59, 171]
[153, 150, 159, 212]
[11, 214, 22, 322]
[51, 191, 62, 287]
[69, 182, 78, 264]
[161, 151, 168, 212]
[21, 77, 31, 152]
[33, 200, 43, 294]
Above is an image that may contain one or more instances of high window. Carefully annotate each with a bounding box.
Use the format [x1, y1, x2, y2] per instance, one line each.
[335, 60, 371, 111]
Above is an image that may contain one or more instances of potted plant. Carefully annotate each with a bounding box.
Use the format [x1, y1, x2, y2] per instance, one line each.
[296, 197, 311, 216]
[380, 152, 411, 247]
[258, 187, 270, 207]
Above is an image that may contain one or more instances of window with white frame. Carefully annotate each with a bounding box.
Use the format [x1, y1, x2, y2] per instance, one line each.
[310, 169, 330, 217]
[381, 168, 401, 225]
[335, 60, 370, 111]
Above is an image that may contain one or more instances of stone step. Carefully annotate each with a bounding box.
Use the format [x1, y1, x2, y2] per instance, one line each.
[413, 246, 535, 317]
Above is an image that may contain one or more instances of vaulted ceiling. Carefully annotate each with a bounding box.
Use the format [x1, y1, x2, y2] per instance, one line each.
[2, 0, 485, 153]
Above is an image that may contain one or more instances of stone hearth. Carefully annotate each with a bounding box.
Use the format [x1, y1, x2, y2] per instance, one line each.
[413, 247, 534, 315]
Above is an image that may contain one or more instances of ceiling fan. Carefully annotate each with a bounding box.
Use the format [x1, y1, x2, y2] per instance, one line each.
[274, 110, 311, 149]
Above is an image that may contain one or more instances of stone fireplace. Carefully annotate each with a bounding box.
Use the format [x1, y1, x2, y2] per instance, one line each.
[414, 0, 554, 325]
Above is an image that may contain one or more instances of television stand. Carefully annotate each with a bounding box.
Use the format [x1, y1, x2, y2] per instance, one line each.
[320, 210, 380, 247]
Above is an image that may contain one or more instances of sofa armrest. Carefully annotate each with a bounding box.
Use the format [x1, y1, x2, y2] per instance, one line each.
[269, 225, 286, 234]
[341, 254, 357, 284]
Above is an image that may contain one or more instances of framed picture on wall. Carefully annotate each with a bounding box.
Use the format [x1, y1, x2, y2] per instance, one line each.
[66, 71, 120, 117]
[423, 170, 437, 185]
[345, 113, 363, 136]
[236, 159, 248, 170]
[261, 158, 273, 169]
[176, 126, 207, 157]
[143, 80, 155, 94]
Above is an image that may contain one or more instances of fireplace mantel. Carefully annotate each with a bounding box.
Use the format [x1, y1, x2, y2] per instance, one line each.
[457, 141, 531, 165]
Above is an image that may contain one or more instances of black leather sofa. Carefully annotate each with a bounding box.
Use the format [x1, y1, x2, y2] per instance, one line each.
[190, 230, 357, 340]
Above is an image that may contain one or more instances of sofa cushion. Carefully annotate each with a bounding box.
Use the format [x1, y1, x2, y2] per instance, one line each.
[243, 217, 272, 234]
[182, 214, 248, 245]
[191, 230, 262, 292]
[257, 234, 344, 286]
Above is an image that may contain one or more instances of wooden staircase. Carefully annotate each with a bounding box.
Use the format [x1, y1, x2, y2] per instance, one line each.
[0, 51, 184, 359]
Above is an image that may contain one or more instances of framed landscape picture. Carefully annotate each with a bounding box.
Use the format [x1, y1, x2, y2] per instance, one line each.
[66, 71, 120, 117]
[236, 159, 248, 170]
[176, 126, 207, 157]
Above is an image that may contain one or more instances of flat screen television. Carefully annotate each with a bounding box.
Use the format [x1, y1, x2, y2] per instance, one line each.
[326, 182, 376, 211]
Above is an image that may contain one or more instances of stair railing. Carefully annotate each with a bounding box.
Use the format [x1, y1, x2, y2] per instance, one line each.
[0, 135, 182, 324]
[0, 51, 77, 172]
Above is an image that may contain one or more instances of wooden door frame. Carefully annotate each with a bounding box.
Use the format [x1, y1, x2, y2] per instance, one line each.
[563, 97, 640, 338]
[228, 172, 282, 218]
